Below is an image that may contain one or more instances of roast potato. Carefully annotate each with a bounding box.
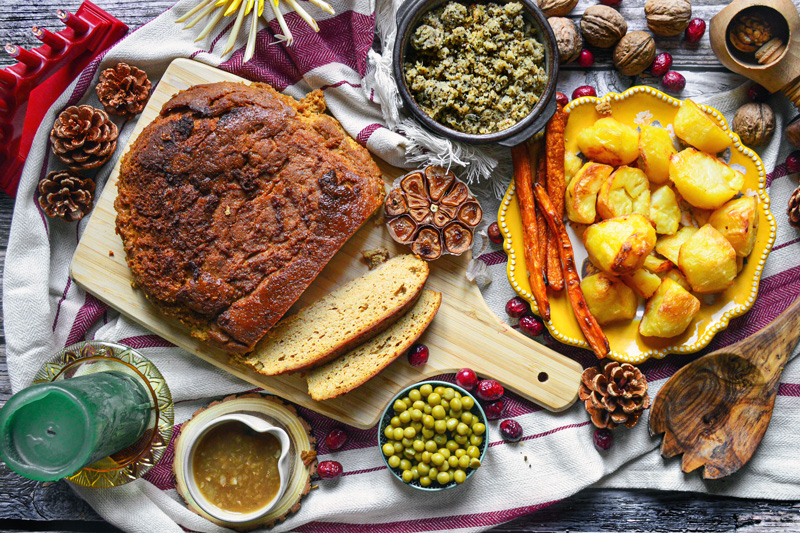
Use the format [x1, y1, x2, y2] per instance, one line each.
[639, 278, 700, 338]
[583, 214, 656, 275]
[565, 151, 583, 186]
[663, 267, 692, 291]
[622, 268, 662, 299]
[654, 226, 698, 265]
[565, 162, 614, 224]
[708, 196, 759, 257]
[581, 272, 638, 325]
[638, 125, 676, 185]
[669, 148, 744, 210]
[673, 99, 731, 154]
[643, 253, 673, 274]
[649, 185, 681, 235]
[597, 166, 650, 219]
[678, 224, 737, 293]
[576, 117, 640, 166]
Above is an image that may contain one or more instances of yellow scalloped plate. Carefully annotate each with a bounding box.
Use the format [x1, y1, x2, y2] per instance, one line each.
[499, 86, 777, 364]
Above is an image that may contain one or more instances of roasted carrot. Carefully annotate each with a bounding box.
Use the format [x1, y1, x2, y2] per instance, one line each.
[531, 141, 548, 268]
[511, 143, 550, 321]
[544, 104, 568, 292]
[533, 182, 609, 359]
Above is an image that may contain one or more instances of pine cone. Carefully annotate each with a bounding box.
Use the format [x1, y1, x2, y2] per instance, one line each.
[96, 63, 151, 118]
[788, 186, 800, 228]
[38, 170, 96, 222]
[579, 361, 650, 429]
[730, 15, 772, 53]
[50, 105, 119, 171]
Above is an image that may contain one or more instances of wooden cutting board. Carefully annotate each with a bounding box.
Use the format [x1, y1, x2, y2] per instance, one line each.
[70, 58, 583, 429]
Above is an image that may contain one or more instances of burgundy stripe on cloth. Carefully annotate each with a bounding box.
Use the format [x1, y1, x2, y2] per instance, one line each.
[64, 293, 109, 347]
[219, 28, 303, 91]
[356, 123, 382, 146]
[118, 335, 176, 349]
[773, 237, 800, 252]
[319, 80, 362, 91]
[477, 251, 508, 266]
[52, 277, 72, 331]
[295, 500, 559, 533]
[143, 423, 183, 490]
[778, 383, 800, 397]
[489, 421, 592, 448]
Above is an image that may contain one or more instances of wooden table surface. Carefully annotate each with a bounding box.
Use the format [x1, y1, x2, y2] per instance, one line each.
[2, 0, 800, 531]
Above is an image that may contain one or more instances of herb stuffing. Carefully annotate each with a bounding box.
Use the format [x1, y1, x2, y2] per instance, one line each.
[403, 1, 547, 135]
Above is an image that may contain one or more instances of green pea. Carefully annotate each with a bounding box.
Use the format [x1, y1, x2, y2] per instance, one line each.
[428, 467, 438, 478]
[456, 423, 469, 436]
[438, 448, 451, 459]
[450, 397, 462, 412]
[384, 425, 395, 439]
[470, 435, 483, 447]
[472, 422, 486, 436]
[401, 437, 412, 448]
[392, 427, 404, 441]
[432, 405, 446, 420]
[393, 442, 403, 455]
[436, 472, 450, 485]
[413, 440, 425, 452]
[454, 434, 468, 445]
[439, 461, 450, 472]
[448, 455, 459, 468]
[446, 440, 459, 452]
[439, 399, 450, 411]
[431, 453, 445, 466]
[421, 451, 432, 464]
[443, 388, 455, 401]
[420, 476, 432, 487]
[390, 416, 401, 427]
[469, 458, 482, 469]
[418, 462, 430, 476]
[403, 427, 416, 439]
[382, 443, 394, 456]
[422, 414, 435, 428]
[409, 389, 421, 401]
[420, 384, 433, 396]
[411, 422, 423, 433]
[425, 440, 438, 453]
[422, 428, 435, 439]
[458, 455, 470, 469]
[399, 410, 412, 424]
[433, 434, 448, 446]
[400, 459, 412, 471]
[393, 400, 407, 412]
[434, 386, 446, 395]
[427, 393, 441, 406]
[412, 400, 426, 411]
[434, 420, 447, 434]
[467, 445, 480, 458]
[454, 391, 462, 398]
[423, 405, 432, 414]
[454, 469, 466, 484]
[455, 448, 466, 458]
[445, 418, 459, 432]
[460, 412, 474, 425]
[411, 466, 420, 480]
[461, 396, 475, 410]
[410, 409, 423, 422]
[402, 396, 411, 405]
[403, 448, 415, 458]
[388, 455, 401, 468]
[402, 470, 414, 483]
[414, 453, 423, 463]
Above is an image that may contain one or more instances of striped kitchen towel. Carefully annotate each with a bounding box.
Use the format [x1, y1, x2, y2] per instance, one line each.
[3, 0, 800, 530]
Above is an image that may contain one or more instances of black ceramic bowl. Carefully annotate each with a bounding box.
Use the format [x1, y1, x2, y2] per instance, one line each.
[393, 0, 559, 147]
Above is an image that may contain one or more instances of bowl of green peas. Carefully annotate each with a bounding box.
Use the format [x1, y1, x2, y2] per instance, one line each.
[378, 380, 488, 490]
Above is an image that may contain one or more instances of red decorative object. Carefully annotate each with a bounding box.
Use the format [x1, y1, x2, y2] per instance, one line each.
[407, 344, 429, 367]
[317, 460, 343, 479]
[578, 49, 595, 68]
[572, 85, 597, 99]
[748, 84, 770, 102]
[650, 52, 673, 77]
[455, 368, 478, 391]
[325, 429, 348, 451]
[661, 71, 686, 93]
[505, 296, 530, 318]
[487, 222, 502, 243]
[787, 151, 800, 175]
[519, 315, 545, 337]
[499, 419, 523, 442]
[0, 1, 128, 197]
[685, 18, 706, 44]
[475, 379, 504, 401]
[555, 92, 569, 107]
[484, 400, 505, 420]
[600, 0, 622, 5]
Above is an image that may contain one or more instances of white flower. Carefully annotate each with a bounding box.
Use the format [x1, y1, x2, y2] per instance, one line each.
[634, 110, 654, 126]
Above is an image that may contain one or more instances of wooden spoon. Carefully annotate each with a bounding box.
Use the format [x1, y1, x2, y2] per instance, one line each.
[649, 296, 800, 479]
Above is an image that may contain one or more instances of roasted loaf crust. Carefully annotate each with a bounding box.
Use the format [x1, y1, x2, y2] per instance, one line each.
[115, 82, 385, 353]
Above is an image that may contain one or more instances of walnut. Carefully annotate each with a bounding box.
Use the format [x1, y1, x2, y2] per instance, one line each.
[613, 31, 656, 76]
[731, 102, 775, 147]
[549, 17, 582, 64]
[729, 13, 772, 53]
[755, 37, 785, 65]
[581, 5, 627, 48]
[538, 0, 578, 17]
[385, 166, 482, 260]
[644, 0, 692, 37]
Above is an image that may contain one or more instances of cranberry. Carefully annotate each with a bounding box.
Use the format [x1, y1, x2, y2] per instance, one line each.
[650, 52, 672, 77]
[593, 428, 614, 451]
[484, 400, 506, 420]
[505, 296, 531, 318]
[555, 91, 569, 107]
[748, 84, 770, 103]
[455, 368, 478, 391]
[599, 0, 622, 5]
[572, 86, 597, 100]
[661, 71, 686, 94]
[476, 379, 504, 401]
[578, 49, 594, 68]
[487, 222, 502, 244]
[519, 315, 544, 337]
[317, 460, 343, 479]
[325, 429, 348, 451]
[685, 18, 706, 44]
[499, 419, 523, 442]
[407, 344, 429, 367]
[787, 151, 800, 174]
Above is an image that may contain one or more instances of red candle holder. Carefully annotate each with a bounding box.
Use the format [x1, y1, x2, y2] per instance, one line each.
[0, 1, 128, 197]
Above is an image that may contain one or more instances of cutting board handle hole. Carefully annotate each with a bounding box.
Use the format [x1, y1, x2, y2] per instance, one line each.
[537, 372, 549, 383]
